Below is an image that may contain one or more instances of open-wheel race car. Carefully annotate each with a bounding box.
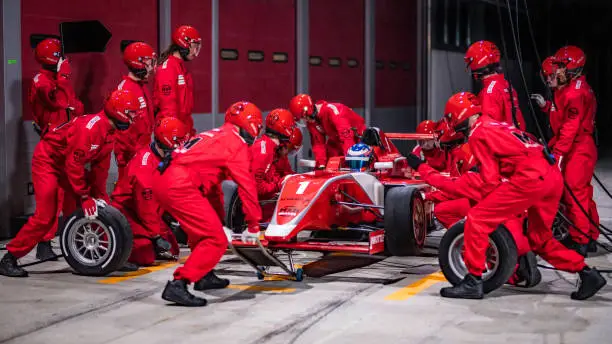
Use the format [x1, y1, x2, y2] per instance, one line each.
[223, 127, 436, 281]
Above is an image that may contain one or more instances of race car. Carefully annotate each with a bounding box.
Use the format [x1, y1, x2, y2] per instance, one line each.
[223, 127, 436, 280]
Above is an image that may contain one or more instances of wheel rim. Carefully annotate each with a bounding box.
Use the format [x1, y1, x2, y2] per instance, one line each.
[412, 198, 427, 246]
[552, 212, 570, 242]
[448, 233, 499, 281]
[67, 218, 113, 267]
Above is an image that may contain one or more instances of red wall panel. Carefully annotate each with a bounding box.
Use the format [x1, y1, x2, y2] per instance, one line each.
[375, 0, 417, 107]
[219, 0, 295, 112]
[171, 0, 212, 114]
[309, 0, 364, 109]
[21, 0, 158, 120]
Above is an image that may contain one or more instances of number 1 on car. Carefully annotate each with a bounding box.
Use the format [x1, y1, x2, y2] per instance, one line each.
[296, 181, 310, 195]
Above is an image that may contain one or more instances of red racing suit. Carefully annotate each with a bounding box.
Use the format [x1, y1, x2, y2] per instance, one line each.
[153, 55, 195, 135]
[464, 115, 585, 277]
[64, 112, 115, 205]
[307, 101, 366, 167]
[418, 164, 530, 257]
[479, 74, 526, 130]
[28, 67, 84, 242]
[447, 143, 476, 178]
[114, 76, 155, 180]
[151, 123, 261, 283]
[111, 145, 179, 265]
[544, 76, 598, 244]
[250, 136, 296, 221]
[412, 145, 447, 172]
[5, 121, 74, 258]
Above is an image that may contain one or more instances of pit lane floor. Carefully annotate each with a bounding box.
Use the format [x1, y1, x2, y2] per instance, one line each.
[2, 162, 612, 344]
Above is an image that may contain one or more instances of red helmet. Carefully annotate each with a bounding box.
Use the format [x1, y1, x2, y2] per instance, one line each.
[541, 56, 557, 77]
[123, 42, 157, 70]
[265, 108, 295, 140]
[287, 127, 303, 152]
[104, 89, 140, 124]
[225, 101, 264, 140]
[553, 45, 585, 71]
[464, 40, 501, 71]
[443, 92, 482, 131]
[35, 38, 62, 65]
[416, 120, 436, 135]
[172, 25, 202, 49]
[289, 94, 315, 121]
[154, 117, 189, 150]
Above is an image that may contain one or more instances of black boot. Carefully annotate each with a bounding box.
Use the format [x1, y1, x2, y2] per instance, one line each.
[119, 262, 140, 272]
[36, 241, 58, 261]
[571, 267, 607, 300]
[162, 279, 208, 307]
[0, 252, 28, 277]
[194, 270, 230, 291]
[440, 274, 483, 299]
[561, 237, 589, 257]
[515, 252, 542, 288]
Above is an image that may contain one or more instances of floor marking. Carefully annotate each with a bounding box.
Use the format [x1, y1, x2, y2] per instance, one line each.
[98, 257, 188, 284]
[384, 271, 447, 301]
[227, 284, 296, 293]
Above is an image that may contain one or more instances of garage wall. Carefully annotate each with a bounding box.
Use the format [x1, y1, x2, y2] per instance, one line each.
[219, 0, 295, 112]
[309, 0, 364, 109]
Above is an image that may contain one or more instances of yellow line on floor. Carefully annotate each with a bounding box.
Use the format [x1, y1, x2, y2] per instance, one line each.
[384, 272, 447, 301]
[227, 284, 296, 293]
[98, 257, 188, 284]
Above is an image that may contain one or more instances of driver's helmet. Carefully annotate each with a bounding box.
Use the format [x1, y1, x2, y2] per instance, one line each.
[346, 143, 374, 172]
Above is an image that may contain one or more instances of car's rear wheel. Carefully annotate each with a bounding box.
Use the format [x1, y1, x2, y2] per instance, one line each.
[60, 204, 133, 276]
[384, 186, 427, 256]
[438, 220, 518, 293]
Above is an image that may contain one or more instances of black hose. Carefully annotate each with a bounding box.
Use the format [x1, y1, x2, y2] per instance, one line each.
[593, 173, 612, 199]
[494, 0, 520, 129]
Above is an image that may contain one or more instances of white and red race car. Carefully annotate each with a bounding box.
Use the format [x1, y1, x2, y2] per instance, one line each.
[223, 127, 436, 281]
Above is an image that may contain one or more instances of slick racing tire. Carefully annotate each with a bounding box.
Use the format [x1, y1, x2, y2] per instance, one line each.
[384, 186, 427, 256]
[60, 205, 133, 276]
[438, 219, 518, 294]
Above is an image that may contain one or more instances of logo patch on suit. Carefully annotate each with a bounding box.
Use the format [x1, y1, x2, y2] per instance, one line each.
[142, 188, 153, 200]
[340, 128, 352, 138]
[73, 149, 85, 162]
[162, 84, 171, 96]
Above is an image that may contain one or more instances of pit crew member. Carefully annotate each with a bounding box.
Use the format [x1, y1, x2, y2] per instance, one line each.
[289, 94, 366, 169]
[152, 101, 263, 307]
[464, 40, 525, 130]
[154, 25, 201, 136]
[0, 89, 139, 277]
[114, 41, 157, 180]
[438, 91, 605, 300]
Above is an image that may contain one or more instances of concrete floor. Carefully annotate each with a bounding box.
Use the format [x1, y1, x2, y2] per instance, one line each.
[2, 162, 612, 344]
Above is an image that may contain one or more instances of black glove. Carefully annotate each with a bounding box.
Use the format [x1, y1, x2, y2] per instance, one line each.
[153, 235, 172, 252]
[407, 153, 425, 170]
[469, 165, 480, 173]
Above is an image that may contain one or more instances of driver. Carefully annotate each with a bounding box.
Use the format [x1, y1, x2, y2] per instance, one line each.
[345, 143, 375, 172]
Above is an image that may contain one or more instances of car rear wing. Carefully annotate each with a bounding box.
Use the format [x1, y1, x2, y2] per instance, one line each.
[385, 133, 434, 140]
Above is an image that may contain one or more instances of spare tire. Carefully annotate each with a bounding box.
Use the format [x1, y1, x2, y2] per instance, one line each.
[60, 204, 133, 276]
[438, 219, 518, 293]
[384, 186, 427, 256]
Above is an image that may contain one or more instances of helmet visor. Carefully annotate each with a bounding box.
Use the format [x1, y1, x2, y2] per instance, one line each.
[345, 156, 370, 172]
